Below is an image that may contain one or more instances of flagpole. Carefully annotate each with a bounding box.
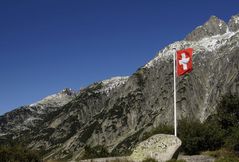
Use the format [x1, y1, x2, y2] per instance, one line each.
[173, 48, 177, 137]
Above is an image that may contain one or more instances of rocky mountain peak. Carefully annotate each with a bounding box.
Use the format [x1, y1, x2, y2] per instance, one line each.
[97, 76, 129, 94]
[1, 13, 239, 161]
[29, 88, 76, 108]
[61, 88, 75, 96]
[185, 15, 228, 41]
[228, 14, 239, 32]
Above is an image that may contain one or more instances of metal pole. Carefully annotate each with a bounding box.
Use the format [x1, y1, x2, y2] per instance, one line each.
[173, 49, 177, 137]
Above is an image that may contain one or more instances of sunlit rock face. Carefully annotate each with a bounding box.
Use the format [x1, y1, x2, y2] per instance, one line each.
[185, 16, 228, 41]
[0, 14, 239, 161]
[228, 14, 239, 32]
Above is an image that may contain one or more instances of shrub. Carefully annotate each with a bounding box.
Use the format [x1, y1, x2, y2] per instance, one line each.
[142, 124, 174, 141]
[215, 93, 239, 151]
[133, 69, 146, 87]
[0, 145, 42, 162]
[200, 121, 225, 150]
[216, 93, 239, 129]
[82, 145, 110, 159]
[138, 94, 239, 156]
[203, 148, 239, 162]
[178, 118, 224, 155]
[166, 159, 186, 162]
[202, 148, 236, 158]
[142, 157, 157, 162]
[224, 127, 239, 151]
[215, 156, 239, 162]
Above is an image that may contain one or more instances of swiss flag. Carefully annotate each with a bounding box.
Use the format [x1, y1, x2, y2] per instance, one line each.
[177, 48, 193, 76]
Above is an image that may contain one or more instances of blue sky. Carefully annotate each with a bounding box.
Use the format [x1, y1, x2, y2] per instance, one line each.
[0, 0, 239, 115]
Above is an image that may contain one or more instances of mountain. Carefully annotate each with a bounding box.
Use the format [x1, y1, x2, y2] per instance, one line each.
[1, 14, 239, 161]
[0, 88, 76, 137]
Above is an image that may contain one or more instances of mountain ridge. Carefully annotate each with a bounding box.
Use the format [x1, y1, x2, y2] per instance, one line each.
[1, 13, 239, 161]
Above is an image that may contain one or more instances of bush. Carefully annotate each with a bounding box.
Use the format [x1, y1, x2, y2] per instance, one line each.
[215, 157, 239, 162]
[142, 157, 157, 162]
[203, 148, 239, 162]
[215, 156, 239, 162]
[202, 148, 236, 158]
[82, 145, 110, 159]
[139, 93, 239, 155]
[0, 145, 42, 162]
[178, 118, 224, 155]
[142, 124, 174, 141]
[215, 154, 239, 162]
[177, 93, 239, 155]
[216, 93, 239, 129]
[215, 93, 239, 151]
[224, 127, 239, 151]
[166, 159, 186, 162]
[133, 69, 146, 87]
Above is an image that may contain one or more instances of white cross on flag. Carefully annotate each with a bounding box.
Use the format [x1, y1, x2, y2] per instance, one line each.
[176, 48, 193, 76]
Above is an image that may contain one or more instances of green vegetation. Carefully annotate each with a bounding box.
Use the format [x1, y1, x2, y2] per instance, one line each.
[0, 144, 42, 162]
[215, 156, 239, 162]
[178, 93, 239, 155]
[133, 68, 147, 87]
[216, 93, 239, 130]
[1, 93, 238, 161]
[178, 118, 225, 155]
[166, 159, 186, 162]
[140, 93, 239, 160]
[82, 145, 110, 159]
[111, 129, 144, 156]
[142, 124, 174, 141]
[142, 157, 158, 162]
[203, 149, 239, 162]
[203, 148, 237, 158]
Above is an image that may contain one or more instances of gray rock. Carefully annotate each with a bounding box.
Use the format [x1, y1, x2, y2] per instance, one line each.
[228, 14, 239, 32]
[1, 13, 239, 161]
[185, 16, 227, 41]
[130, 134, 181, 162]
[0, 88, 76, 137]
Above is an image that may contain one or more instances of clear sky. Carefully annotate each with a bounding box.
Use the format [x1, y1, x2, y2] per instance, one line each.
[0, 0, 238, 115]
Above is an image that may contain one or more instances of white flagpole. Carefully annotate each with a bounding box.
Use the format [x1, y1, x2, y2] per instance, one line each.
[173, 49, 177, 137]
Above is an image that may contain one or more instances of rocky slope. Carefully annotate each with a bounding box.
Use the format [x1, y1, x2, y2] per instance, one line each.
[0, 88, 76, 137]
[0, 14, 239, 161]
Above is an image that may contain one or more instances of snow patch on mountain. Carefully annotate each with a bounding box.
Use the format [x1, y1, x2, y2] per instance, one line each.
[197, 30, 236, 52]
[99, 76, 129, 94]
[144, 41, 189, 68]
[144, 30, 238, 69]
[29, 88, 76, 108]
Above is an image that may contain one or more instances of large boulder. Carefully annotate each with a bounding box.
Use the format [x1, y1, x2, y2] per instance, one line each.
[130, 134, 181, 162]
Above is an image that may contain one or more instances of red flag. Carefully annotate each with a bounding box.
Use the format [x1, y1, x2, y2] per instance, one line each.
[177, 48, 193, 76]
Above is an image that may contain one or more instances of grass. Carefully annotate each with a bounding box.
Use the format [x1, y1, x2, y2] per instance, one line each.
[202, 148, 239, 162]
[166, 159, 186, 162]
[142, 157, 158, 162]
